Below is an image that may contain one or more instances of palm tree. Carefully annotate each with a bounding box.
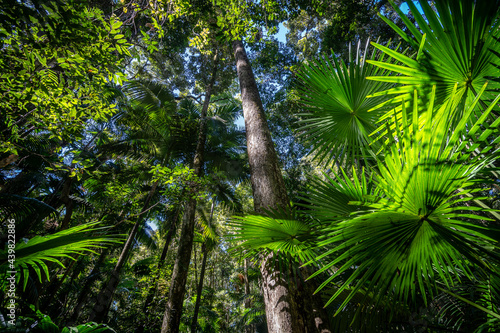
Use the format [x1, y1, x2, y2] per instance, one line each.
[142, 111, 246, 329]
[88, 80, 179, 323]
[161, 47, 252, 332]
[233, 0, 500, 331]
[87, 71, 221, 323]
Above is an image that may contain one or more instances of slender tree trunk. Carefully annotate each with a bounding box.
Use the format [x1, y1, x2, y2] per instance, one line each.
[142, 206, 181, 313]
[137, 208, 181, 333]
[68, 249, 108, 325]
[210, 254, 215, 290]
[193, 243, 198, 290]
[60, 199, 75, 230]
[161, 51, 219, 333]
[244, 258, 253, 333]
[190, 201, 214, 333]
[232, 39, 331, 333]
[89, 181, 159, 323]
[190, 243, 208, 333]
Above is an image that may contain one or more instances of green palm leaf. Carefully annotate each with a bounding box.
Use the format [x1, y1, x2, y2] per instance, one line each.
[301, 166, 376, 222]
[0, 222, 123, 290]
[229, 209, 317, 264]
[61, 322, 117, 333]
[367, 0, 500, 125]
[296, 41, 396, 165]
[307, 88, 500, 314]
[123, 80, 176, 112]
[436, 266, 500, 331]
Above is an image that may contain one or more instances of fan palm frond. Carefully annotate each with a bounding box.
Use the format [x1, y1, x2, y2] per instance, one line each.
[0, 194, 58, 224]
[301, 166, 376, 222]
[229, 208, 317, 264]
[296, 40, 396, 165]
[123, 80, 176, 112]
[307, 87, 500, 314]
[368, 0, 500, 126]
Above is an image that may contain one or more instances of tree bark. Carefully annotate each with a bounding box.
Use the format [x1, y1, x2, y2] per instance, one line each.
[142, 206, 181, 314]
[161, 51, 219, 333]
[244, 258, 253, 333]
[233, 38, 294, 333]
[190, 201, 214, 332]
[232, 39, 331, 333]
[190, 243, 208, 333]
[68, 249, 108, 325]
[88, 180, 159, 323]
[232, 40, 289, 213]
[60, 199, 75, 230]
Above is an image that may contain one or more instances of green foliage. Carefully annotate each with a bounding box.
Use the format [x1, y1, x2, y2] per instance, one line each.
[301, 88, 500, 316]
[0, 194, 58, 225]
[286, 0, 408, 60]
[61, 323, 117, 333]
[230, 209, 316, 263]
[0, 307, 116, 332]
[3, 0, 500, 331]
[296, 41, 395, 165]
[0, 222, 124, 290]
[303, 166, 376, 221]
[368, 0, 500, 125]
[0, 0, 129, 159]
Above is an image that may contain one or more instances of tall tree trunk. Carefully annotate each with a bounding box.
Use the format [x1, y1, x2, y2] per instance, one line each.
[244, 258, 253, 333]
[190, 201, 214, 333]
[142, 206, 181, 313]
[88, 180, 159, 323]
[193, 243, 198, 290]
[40, 255, 79, 312]
[68, 249, 108, 325]
[232, 39, 331, 333]
[232, 40, 289, 213]
[161, 51, 219, 333]
[60, 199, 75, 230]
[137, 207, 181, 333]
[190, 243, 208, 333]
